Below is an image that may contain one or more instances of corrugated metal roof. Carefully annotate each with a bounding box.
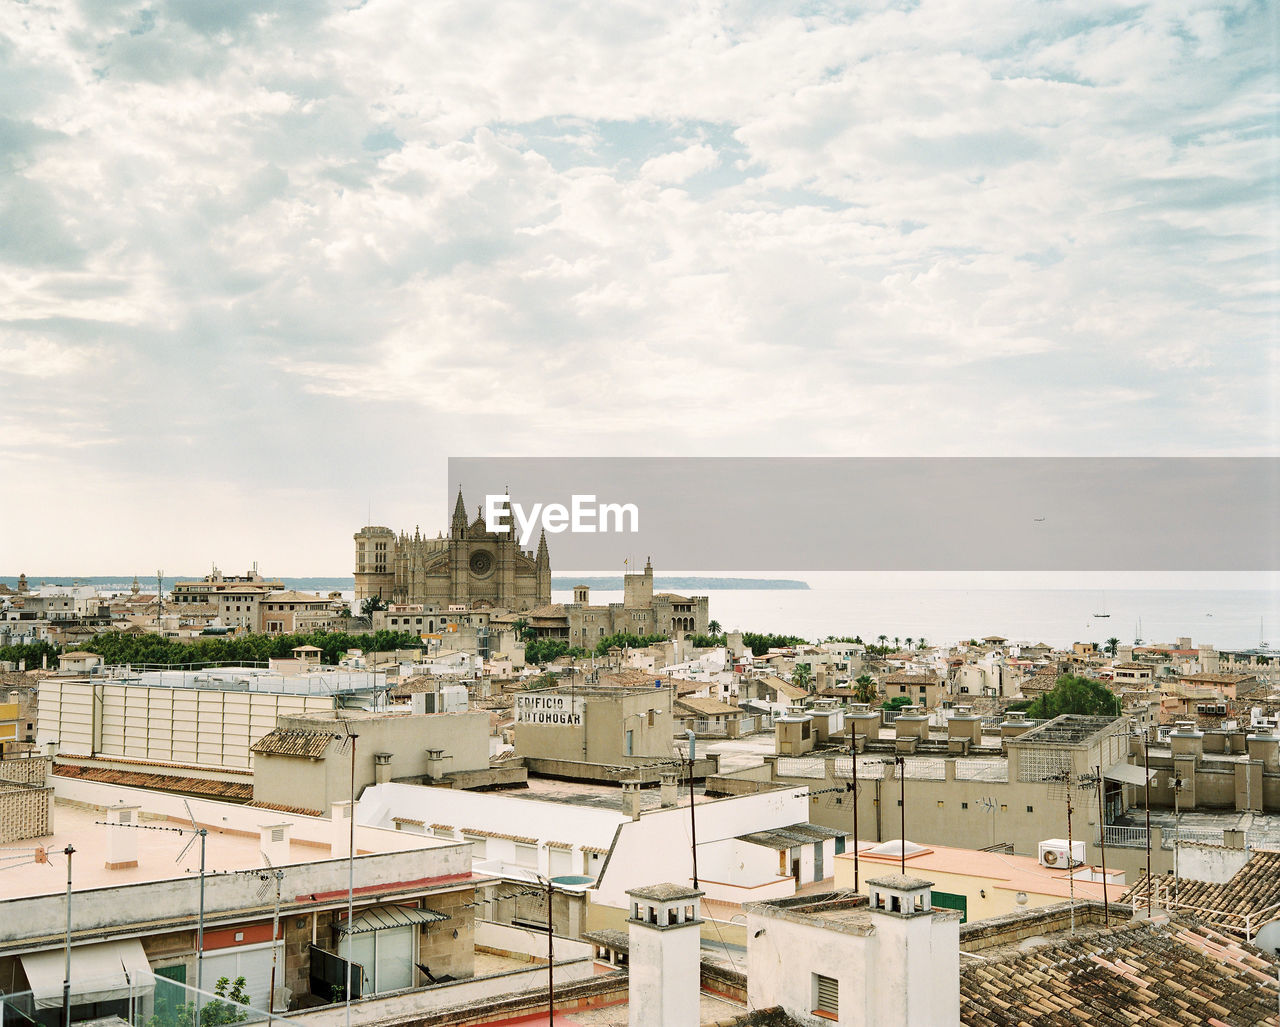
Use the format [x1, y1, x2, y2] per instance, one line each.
[736, 823, 845, 850]
[335, 905, 449, 935]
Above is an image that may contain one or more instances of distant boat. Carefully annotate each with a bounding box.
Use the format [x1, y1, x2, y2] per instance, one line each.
[1093, 593, 1110, 618]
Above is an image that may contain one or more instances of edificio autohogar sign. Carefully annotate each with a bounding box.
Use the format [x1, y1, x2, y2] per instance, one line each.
[515, 693, 583, 726]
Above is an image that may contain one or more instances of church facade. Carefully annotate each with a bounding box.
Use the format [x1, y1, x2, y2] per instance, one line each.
[354, 490, 550, 613]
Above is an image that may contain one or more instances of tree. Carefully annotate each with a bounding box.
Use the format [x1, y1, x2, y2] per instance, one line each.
[150, 975, 250, 1027]
[881, 695, 914, 711]
[916, 637, 928, 650]
[1024, 674, 1122, 719]
[359, 595, 388, 618]
[707, 620, 722, 636]
[877, 634, 888, 650]
[739, 632, 808, 656]
[1106, 637, 1121, 657]
[793, 662, 813, 692]
[851, 674, 877, 704]
[905, 636, 913, 650]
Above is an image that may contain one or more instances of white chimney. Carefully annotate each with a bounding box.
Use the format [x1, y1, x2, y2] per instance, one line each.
[260, 822, 291, 867]
[105, 805, 140, 870]
[622, 780, 643, 820]
[627, 884, 703, 1027]
[331, 801, 353, 858]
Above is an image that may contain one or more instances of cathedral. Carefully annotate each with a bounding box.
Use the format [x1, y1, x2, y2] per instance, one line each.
[353, 490, 551, 612]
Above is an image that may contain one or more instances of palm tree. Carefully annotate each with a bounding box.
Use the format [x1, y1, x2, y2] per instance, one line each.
[1106, 637, 1120, 657]
[893, 636, 900, 651]
[905, 636, 913, 650]
[793, 662, 813, 692]
[708, 620, 722, 636]
[916, 637, 928, 650]
[852, 673, 877, 704]
[877, 634, 888, 650]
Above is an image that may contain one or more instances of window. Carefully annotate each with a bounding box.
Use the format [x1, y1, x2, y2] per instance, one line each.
[961, 802, 969, 810]
[1026, 805, 1034, 813]
[813, 974, 838, 1018]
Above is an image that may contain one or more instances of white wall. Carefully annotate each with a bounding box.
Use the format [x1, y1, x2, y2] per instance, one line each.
[593, 790, 811, 909]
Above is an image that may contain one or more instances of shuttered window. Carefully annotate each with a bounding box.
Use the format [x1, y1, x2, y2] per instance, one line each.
[814, 973, 838, 1017]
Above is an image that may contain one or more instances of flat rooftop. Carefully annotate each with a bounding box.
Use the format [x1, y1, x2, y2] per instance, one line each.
[1008, 715, 1120, 747]
[0, 785, 458, 902]
[518, 775, 707, 812]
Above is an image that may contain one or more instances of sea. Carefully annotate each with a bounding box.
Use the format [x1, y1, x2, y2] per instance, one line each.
[4, 573, 1277, 652]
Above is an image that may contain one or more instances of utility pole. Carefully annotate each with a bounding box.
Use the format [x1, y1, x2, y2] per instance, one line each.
[545, 876, 555, 1025]
[345, 729, 358, 1027]
[1095, 766, 1109, 926]
[894, 755, 906, 874]
[688, 756, 699, 889]
[1066, 782, 1076, 935]
[851, 742, 860, 892]
[62, 844, 74, 1027]
[1143, 736, 1152, 915]
[156, 570, 164, 634]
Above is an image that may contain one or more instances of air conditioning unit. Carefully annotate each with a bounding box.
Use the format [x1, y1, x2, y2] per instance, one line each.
[1038, 839, 1085, 868]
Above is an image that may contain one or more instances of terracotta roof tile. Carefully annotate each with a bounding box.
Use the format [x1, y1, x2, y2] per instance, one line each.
[52, 764, 253, 800]
[250, 728, 335, 759]
[959, 917, 1279, 1025]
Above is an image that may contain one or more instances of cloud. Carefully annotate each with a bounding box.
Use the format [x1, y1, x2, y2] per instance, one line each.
[0, 0, 1273, 571]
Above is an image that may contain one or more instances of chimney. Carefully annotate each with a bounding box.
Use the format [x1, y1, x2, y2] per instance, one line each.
[622, 779, 643, 820]
[948, 712, 982, 754]
[1170, 724, 1204, 763]
[425, 748, 452, 781]
[373, 752, 393, 785]
[1247, 730, 1280, 772]
[866, 875, 960, 1026]
[660, 770, 678, 809]
[627, 884, 703, 1027]
[105, 805, 140, 870]
[260, 822, 291, 867]
[331, 801, 353, 858]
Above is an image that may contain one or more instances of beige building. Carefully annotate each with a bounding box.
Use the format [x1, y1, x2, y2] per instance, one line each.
[259, 590, 339, 634]
[519, 561, 710, 648]
[251, 708, 494, 813]
[354, 489, 550, 613]
[513, 686, 675, 770]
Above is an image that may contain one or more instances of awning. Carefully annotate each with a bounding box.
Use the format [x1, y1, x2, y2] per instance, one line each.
[1103, 763, 1156, 786]
[21, 938, 153, 1010]
[335, 905, 449, 936]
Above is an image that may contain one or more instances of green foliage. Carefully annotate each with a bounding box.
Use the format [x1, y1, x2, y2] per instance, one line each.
[593, 632, 670, 656]
[740, 632, 808, 656]
[706, 620, 722, 635]
[76, 630, 425, 668]
[0, 640, 59, 669]
[792, 662, 813, 692]
[359, 595, 388, 618]
[851, 674, 878, 704]
[881, 695, 914, 711]
[1105, 637, 1121, 657]
[147, 975, 250, 1027]
[522, 638, 590, 665]
[689, 633, 725, 648]
[1024, 674, 1122, 719]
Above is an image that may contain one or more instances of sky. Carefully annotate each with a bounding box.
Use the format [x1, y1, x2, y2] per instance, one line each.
[0, 0, 1275, 575]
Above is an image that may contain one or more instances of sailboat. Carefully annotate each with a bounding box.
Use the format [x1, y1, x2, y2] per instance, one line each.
[1093, 593, 1110, 618]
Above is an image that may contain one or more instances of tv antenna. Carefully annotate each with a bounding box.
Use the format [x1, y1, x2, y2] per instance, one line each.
[1041, 769, 1099, 933]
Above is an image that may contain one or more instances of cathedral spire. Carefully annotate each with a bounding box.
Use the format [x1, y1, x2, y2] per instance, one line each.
[535, 529, 549, 566]
[451, 487, 467, 537]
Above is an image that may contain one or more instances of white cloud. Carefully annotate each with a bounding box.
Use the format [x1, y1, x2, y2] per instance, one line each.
[0, 0, 1272, 571]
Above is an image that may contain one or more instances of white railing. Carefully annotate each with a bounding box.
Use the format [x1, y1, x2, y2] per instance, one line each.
[1099, 825, 1148, 848]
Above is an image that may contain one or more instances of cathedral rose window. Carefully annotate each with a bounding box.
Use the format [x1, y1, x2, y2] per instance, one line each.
[470, 551, 494, 575]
